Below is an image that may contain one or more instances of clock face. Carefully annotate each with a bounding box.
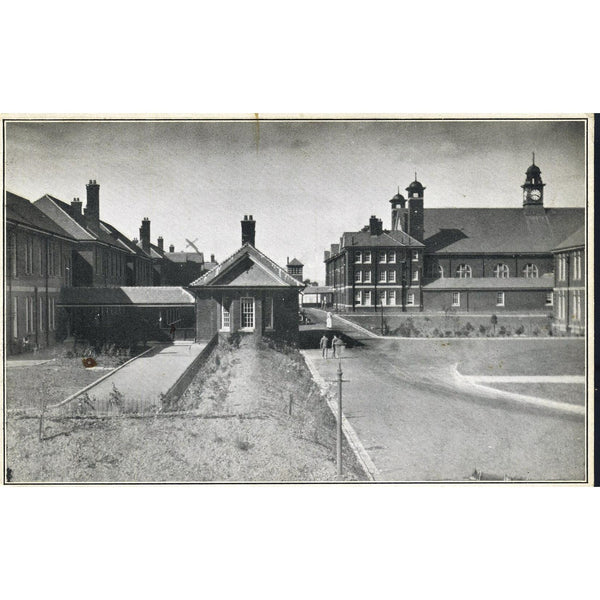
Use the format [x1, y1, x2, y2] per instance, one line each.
[530, 189, 542, 201]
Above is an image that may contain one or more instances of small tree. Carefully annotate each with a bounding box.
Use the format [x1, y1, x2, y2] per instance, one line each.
[490, 314, 498, 335]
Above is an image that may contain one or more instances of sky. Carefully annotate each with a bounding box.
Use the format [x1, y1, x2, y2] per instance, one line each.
[5, 118, 587, 283]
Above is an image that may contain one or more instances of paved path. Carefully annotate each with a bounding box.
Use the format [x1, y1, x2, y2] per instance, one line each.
[302, 309, 587, 481]
[53, 341, 208, 413]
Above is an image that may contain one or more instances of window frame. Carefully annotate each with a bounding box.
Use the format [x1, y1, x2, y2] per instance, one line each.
[452, 291, 461, 307]
[456, 264, 472, 278]
[496, 291, 505, 307]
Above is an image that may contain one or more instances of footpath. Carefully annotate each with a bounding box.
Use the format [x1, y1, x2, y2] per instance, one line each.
[51, 341, 210, 413]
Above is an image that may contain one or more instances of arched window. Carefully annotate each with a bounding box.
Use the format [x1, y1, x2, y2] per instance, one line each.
[456, 264, 472, 278]
[438, 264, 444, 278]
[522, 264, 538, 278]
[494, 263, 510, 278]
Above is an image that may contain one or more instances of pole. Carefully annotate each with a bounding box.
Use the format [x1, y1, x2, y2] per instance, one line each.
[337, 359, 343, 480]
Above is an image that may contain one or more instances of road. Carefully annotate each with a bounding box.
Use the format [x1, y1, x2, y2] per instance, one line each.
[302, 309, 587, 481]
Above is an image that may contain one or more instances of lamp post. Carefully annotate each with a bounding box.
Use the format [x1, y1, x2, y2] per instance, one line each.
[336, 359, 343, 480]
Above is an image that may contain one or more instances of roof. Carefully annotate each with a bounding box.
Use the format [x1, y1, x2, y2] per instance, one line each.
[422, 275, 554, 291]
[302, 286, 334, 294]
[406, 180, 425, 192]
[189, 243, 304, 288]
[526, 163, 542, 177]
[6, 192, 75, 240]
[553, 226, 585, 252]
[339, 229, 424, 251]
[58, 286, 195, 306]
[423, 208, 584, 254]
[287, 257, 304, 267]
[164, 252, 205, 264]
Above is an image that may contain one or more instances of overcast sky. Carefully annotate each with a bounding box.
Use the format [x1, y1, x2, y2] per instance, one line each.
[5, 118, 587, 283]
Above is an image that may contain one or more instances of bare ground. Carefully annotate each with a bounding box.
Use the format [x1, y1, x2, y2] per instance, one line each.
[5, 337, 366, 482]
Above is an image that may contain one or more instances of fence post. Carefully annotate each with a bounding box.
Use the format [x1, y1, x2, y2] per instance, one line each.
[336, 359, 343, 480]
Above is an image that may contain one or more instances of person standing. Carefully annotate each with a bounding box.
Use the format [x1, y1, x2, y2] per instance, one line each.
[326, 311, 333, 329]
[332, 334, 343, 358]
[319, 334, 329, 359]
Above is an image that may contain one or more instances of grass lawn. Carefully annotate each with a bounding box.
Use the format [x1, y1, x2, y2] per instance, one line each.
[5, 337, 366, 483]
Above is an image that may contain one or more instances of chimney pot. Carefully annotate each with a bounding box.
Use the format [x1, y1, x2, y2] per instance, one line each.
[210, 253, 215, 262]
[169, 244, 175, 253]
[241, 215, 256, 246]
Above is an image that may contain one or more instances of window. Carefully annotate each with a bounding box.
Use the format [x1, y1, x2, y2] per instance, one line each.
[364, 270, 372, 283]
[412, 250, 419, 261]
[573, 291, 582, 322]
[573, 251, 582, 280]
[39, 297, 45, 332]
[558, 254, 565, 281]
[354, 290, 362, 306]
[24, 236, 34, 275]
[545, 292, 553, 306]
[407, 292, 415, 306]
[355, 270, 362, 283]
[522, 264, 538, 278]
[412, 269, 419, 282]
[494, 263, 510, 278]
[388, 270, 396, 283]
[363, 290, 372, 306]
[388, 251, 396, 263]
[456, 264, 472, 278]
[364, 251, 372, 264]
[221, 297, 231, 331]
[355, 251, 362, 264]
[264, 295, 273, 329]
[49, 298, 56, 331]
[241, 297, 255, 329]
[378, 290, 386, 306]
[379, 270, 387, 283]
[8, 232, 17, 277]
[496, 292, 505, 307]
[12, 297, 18, 338]
[452, 292, 461, 307]
[25, 297, 34, 333]
[388, 289, 396, 305]
[379, 251, 387, 264]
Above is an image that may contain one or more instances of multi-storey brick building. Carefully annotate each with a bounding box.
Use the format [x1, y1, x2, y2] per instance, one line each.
[6, 192, 76, 354]
[552, 226, 585, 334]
[325, 160, 585, 324]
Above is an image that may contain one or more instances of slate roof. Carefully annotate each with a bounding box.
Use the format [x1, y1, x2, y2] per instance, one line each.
[6, 192, 75, 240]
[189, 243, 304, 288]
[340, 229, 424, 250]
[58, 286, 195, 306]
[423, 208, 584, 254]
[164, 252, 205, 264]
[422, 274, 554, 290]
[553, 226, 585, 252]
[287, 257, 304, 267]
[302, 286, 335, 294]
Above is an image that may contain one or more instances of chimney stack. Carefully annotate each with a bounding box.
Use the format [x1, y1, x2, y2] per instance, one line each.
[157, 236, 164, 252]
[139, 217, 151, 253]
[169, 244, 175, 253]
[210, 253, 215, 263]
[241, 214, 256, 246]
[85, 179, 100, 228]
[369, 215, 383, 236]
[71, 197, 83, 222]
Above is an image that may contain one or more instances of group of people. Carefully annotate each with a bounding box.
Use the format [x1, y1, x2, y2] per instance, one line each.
[320, 333, 343, 359]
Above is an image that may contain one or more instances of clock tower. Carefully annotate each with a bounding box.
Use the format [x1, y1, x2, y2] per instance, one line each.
[521, 154, 545, 208]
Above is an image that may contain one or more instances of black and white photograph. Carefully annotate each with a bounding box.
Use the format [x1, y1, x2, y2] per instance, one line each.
[2, 116, 592, 484]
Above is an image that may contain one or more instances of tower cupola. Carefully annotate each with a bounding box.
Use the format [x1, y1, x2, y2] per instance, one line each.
[405, 174, 425, 241]
[522, 153, 545, 209]
[390, 187, 408, 232]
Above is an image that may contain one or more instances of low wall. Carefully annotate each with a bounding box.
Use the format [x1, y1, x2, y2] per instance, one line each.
[162, 334, 219, 404]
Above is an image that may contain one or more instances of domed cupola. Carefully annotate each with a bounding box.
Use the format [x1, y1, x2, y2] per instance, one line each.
[406, 175, 425, 198]
[389, 188, 406, 208]
[522, 153, 545, 207]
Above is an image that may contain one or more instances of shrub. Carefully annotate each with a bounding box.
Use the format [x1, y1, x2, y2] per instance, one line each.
[515, 325, 525, 336]
[479, 324, 487, 336]
[498, 325, 507, 336]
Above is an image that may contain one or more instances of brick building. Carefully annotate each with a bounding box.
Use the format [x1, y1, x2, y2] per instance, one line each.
[6, 192, 76, 354]
[325, 160, 585, 322]
[190, 215, 304, 343]
[552, 226, 585, 334]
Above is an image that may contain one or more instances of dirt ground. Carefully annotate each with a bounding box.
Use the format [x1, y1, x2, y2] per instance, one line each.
[5, 337, 366, 483]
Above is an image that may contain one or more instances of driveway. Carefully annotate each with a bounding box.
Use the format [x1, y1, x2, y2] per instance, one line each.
[302, 309, 587, 482]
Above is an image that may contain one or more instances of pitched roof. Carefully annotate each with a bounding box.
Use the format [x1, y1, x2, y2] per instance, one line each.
[6, 192, 75, 240]
[422, 274, 554, 290]
[287, 257, 304, 267]
[164, 252, 205, 264]
[34, 195, 96, 240]
[423, 208, 584, 254]
[553, 226, 585, 252]
[58, 286, 195, 306]
[189, 243, 304, 288]
[340, 229, 425, 250]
